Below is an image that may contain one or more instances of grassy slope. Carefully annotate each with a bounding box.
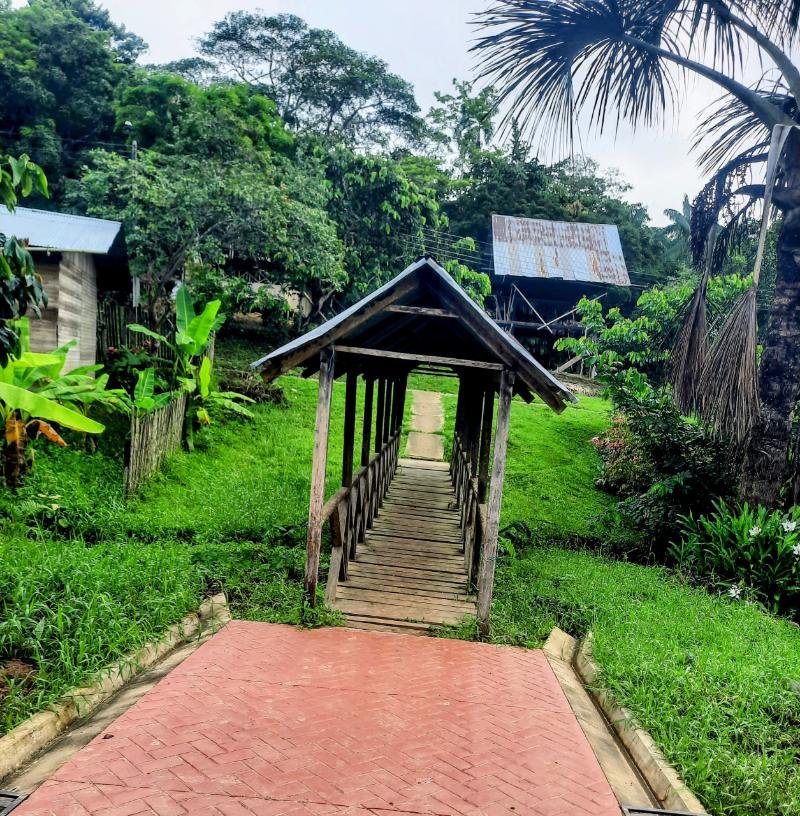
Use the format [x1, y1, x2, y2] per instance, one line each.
[2, 341, 799, 813]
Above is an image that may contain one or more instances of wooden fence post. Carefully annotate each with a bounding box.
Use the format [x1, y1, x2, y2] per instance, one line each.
[304, 346, 335, 609]
[375, 378, 386, 453]
[477, 369, 515, 637]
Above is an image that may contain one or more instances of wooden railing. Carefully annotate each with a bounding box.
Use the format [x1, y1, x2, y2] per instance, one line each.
[451, 433, 487, 586]
[324, 428, 401, 603]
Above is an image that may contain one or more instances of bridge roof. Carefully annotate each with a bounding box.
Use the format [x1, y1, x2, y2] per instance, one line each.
[252, 258, 574, 411]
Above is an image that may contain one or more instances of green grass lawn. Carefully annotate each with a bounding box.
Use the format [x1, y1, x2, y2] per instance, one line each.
[2, 339, 799, 814]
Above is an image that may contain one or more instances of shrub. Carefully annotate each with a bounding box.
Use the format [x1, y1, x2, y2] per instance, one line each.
[672, 501, 800, 618]
[593, 369, 737, 555]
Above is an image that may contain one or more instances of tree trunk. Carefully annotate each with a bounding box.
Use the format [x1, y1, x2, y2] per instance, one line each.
[743, 132, 800, 506]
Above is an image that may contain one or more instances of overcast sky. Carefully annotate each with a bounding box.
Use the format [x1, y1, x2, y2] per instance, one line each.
[74, 1, 757, 226]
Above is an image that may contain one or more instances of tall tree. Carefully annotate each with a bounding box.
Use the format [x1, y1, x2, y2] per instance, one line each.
[199, 12, 424, 149]
[0, 0, 141, 193]
[474, 0, 800, 506]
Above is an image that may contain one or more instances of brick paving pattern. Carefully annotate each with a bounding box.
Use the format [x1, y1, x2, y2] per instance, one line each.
[16, 622, 619, 816]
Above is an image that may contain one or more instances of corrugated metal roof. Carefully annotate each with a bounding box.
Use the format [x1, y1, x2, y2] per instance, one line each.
[0, 207, 121, 254]
[492, 215, 631, 286]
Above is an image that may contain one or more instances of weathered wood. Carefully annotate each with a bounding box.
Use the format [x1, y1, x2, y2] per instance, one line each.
[478, 387, 495, 502]
[382, 379, 394, 445]
[477, 369, 515, 636]
[335, 345, 505, 372]
[386, 305, 458, 318]
[341, 370, 358, 487]
[374, 378, 386, 454]
[125, 393, 187, 496]
[360, 376, 374, 467]
[304, 346, 335, 609]
[255, 275, 417, 379]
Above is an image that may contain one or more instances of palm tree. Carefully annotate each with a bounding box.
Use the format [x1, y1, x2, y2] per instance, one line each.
[661, 195, 692, 264]
[473, 0, 800, 506]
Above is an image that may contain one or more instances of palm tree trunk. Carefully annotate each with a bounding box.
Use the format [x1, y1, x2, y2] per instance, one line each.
[743, 133, 800, 506]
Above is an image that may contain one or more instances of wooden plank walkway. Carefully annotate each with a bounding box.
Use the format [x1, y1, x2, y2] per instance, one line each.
[334, 459, 477, 633]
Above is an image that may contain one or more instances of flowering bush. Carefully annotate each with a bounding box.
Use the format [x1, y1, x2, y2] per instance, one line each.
[671, 501, 800, 618]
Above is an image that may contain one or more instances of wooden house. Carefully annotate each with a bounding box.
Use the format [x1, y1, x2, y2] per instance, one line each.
[0, 207, 123, 369]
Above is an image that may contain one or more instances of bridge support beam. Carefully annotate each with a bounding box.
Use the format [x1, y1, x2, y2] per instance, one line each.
[304, 346, 335, 610]
[477, 368, 515, 638]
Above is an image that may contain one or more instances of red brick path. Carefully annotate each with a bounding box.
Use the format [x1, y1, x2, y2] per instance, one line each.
[16, 622, 619, 816]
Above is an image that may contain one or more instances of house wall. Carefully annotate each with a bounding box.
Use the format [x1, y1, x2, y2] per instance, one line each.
[62, 251, 97, 368]
[28, 252, 97, 369]
[27, 260, 60, 353]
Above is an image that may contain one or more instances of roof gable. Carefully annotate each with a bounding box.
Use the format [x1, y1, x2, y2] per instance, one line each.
[252, 258, 575, 411]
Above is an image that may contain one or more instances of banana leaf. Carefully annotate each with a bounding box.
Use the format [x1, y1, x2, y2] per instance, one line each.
[0, 382, 104, 433]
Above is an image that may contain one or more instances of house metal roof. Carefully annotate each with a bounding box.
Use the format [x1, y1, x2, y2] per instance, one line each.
[252, 257, 576, 412]
[0, 207, 121, 254]
[492, 214, 631, 286]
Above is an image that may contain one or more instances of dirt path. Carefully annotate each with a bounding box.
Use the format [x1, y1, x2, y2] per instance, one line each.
[405, 389, 444, 461]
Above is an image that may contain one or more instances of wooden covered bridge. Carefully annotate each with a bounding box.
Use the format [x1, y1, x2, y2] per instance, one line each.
[254, 258, 575, 634]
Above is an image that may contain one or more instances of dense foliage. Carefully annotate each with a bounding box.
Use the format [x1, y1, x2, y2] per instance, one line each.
[0, 0, 679, 325]
[672, 501, 800, 619]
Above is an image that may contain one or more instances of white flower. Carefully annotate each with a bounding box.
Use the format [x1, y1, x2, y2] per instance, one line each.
[783, 520, 797, 533]
[728, 585, 743, 600]
[749, 526, 762, 538]
[793, 543, 800, 557]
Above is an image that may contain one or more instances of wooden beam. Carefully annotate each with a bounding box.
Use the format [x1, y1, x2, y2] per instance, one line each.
[341, 370, 358, 487]
[256, 277, 417, 380]
[335, 345, 504, 372]
[386, 305, 458, 319]
[477, 368, 515, 637]
[375, 377, 386, 453]
[304, 346, 335, 610]
[360, 376, 374, 467]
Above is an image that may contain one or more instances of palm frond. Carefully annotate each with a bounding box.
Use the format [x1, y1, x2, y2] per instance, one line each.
[693, 81, 796, 174]
[472, 0, 680, 145]
[669, 280, 709, 414]
[747, 0, 800, 43]
[697, 286, 760, 444]
[690, 149, 770, 264]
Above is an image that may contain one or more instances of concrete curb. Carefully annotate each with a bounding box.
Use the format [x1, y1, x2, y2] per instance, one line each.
[0, 593, 230, 783]
[573, 632, 707, 814]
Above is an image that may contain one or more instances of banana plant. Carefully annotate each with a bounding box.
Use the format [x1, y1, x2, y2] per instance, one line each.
[129, 290, 252, 448]
[0, 319, 130, 486]
[128, 287, 223, 383]
[132, 368, 174, 412]
[0, 357, 104, 489]
[184, 356, 254, 450]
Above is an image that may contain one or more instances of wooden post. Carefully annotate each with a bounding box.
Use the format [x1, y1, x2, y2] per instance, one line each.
[477, 368, 515, 637]
[361, 376, 374, 467]
[341, 370, 357, 487]
[375, 378, 386, 453]
[477, 386, 494, 502]
[464, 379, 483, 475]
[394, 374, 408, 432]
[304, 346, 335, 609]
[383, 379, 394, 445]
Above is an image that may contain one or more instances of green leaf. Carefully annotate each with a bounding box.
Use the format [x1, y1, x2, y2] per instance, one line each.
[175, 285, 196, 337]
[134, 368, 155, 404]
[198, 356, 212, 398]
[0, 382, 104, 433]
[127, 324, 170, 346]
[186, 300, 221, 354]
